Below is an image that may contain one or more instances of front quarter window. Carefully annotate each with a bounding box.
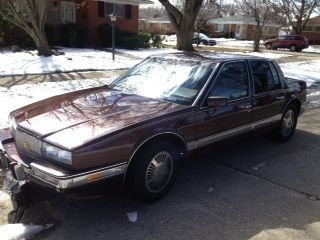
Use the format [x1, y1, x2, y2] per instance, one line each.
[110, 57, 215, 105]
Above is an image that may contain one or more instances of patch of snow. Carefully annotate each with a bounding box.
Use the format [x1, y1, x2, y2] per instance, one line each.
[0, 190, 10, 202]
[0, 223, 53, 240]
[127, 212, 138, 222]
[303, 45, 320, 54]
[0, 48, 140, 76]
[0, 78, 114, 129]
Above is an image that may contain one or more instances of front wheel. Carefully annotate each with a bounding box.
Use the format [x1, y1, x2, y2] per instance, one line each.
[274, 105, 298, 142]
[126, 142, 179, 202]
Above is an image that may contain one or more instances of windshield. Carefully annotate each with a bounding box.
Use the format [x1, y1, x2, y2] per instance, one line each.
[109, 56, 215, 105]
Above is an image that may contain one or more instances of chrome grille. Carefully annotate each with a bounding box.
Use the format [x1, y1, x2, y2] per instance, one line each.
[15, 130, 42, 157]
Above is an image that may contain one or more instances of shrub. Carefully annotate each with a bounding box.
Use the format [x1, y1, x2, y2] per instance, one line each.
[98, 23, 120, 47]
[151, 33, 163, 48]
[60, 23, 88, 48]
[45, 24, 56, 45]
[0, 16, 34, 48]
[138, 32, 151, 48]
[118, 36, 143, 49]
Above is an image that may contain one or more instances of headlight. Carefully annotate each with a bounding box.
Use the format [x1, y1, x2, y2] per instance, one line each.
[43, 142, 72, 165]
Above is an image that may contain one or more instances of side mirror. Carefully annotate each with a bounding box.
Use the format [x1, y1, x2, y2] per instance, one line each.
[207, 96, 229, 108]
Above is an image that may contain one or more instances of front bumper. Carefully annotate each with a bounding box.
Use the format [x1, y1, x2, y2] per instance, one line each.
[0, 131, 127, 192]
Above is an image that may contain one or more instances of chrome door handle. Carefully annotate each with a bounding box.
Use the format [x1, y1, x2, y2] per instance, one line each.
[276, 96, 285, 100]
[239, 104, 252, 110]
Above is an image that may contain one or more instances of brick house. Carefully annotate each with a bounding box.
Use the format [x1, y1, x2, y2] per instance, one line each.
[46, 0, 152, 46]
[207, 15, 280, 40]
[301, 16, 320, 44]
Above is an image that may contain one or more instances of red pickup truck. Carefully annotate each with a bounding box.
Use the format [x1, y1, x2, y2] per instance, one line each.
[265, 35, 309, 52]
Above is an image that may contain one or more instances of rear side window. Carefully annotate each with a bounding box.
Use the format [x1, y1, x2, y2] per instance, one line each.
[268, 63, 282, 89]
[249, 61, 281, 94]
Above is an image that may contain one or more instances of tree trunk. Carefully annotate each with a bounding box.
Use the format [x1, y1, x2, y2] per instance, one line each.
[34, 34, 52, 56]
[176, 27, 194, 51]
[253, 24, 262, 52]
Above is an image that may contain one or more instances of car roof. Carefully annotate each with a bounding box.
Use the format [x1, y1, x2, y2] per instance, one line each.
[148, 52, 269, 64]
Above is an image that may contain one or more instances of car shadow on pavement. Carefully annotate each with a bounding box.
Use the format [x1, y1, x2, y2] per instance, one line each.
[4, 129, 320, 240]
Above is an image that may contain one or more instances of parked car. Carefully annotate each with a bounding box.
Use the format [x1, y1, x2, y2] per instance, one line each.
[193, 33, 217, 46]
[265, 35, 309, 52]
[0, 53, 307, 202]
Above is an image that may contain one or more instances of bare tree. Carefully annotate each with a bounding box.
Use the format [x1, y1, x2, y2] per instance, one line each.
[158, 0, 204, 51]
[1, 0, 52, 56]
[240, 0, 272, 52]
[272, 0, 320, 34]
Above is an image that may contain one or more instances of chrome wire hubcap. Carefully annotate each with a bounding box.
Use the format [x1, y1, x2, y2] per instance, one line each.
[281, 110, 295, 136]
[145, 151, 173, 193]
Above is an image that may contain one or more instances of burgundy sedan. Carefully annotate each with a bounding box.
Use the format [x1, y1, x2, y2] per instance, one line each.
[0, 53, 306, 201]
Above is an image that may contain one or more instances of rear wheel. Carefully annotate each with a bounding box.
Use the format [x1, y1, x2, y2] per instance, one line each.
[126, 142, 179, 202]
[266, 43, 272, 50]
[273, 104, 298, 142]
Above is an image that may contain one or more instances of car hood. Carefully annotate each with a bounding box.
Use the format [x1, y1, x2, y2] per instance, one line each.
[11, 86, 188, 150]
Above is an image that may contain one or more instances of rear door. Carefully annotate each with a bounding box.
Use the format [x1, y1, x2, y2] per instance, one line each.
[249, 60, 286, 126]
[194, 61, 252, 145]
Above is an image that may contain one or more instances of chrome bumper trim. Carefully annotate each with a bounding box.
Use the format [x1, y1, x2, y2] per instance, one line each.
[28, 163, 127, 189]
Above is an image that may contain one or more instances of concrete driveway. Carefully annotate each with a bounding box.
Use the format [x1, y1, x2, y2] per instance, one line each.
[1, 108, 320, 240]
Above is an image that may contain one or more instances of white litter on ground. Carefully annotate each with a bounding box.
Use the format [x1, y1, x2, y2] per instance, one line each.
[0, 223, 53, 240]
[127, 212, 138, 222]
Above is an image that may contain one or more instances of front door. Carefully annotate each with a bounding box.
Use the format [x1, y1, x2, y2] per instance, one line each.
[195, 61, 252, 147]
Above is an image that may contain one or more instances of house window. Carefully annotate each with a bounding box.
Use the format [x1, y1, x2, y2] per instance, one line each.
[303, 26, 313, 31]
[98, 2, 131, 19]
[106, 3, 125, 17]
[61, 1, 76, 23]
[216, 24, 224, 32]
[316, 26, 320, 32]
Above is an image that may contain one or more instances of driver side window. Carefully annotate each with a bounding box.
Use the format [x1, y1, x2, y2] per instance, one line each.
[208, 61, 249, 101]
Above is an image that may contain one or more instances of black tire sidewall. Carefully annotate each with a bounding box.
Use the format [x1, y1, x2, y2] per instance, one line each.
[277, 105, 298, 141]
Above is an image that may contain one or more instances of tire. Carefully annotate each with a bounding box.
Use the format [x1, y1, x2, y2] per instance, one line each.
[126, 142, 179, 202]
[266, 43, 272, 50]
[290, 45, 297, 52]
[274, 104, 298, 142]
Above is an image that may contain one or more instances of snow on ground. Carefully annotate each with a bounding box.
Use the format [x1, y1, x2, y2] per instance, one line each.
[303, 45, 320, 54]
[0, 48, 140, 76]
[227, 51, 292, 59]
[280, 60, 320, 87]
[0, 78, 114, 129]
[115, 48, 179, 59]
[0, 223, 53, 240]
